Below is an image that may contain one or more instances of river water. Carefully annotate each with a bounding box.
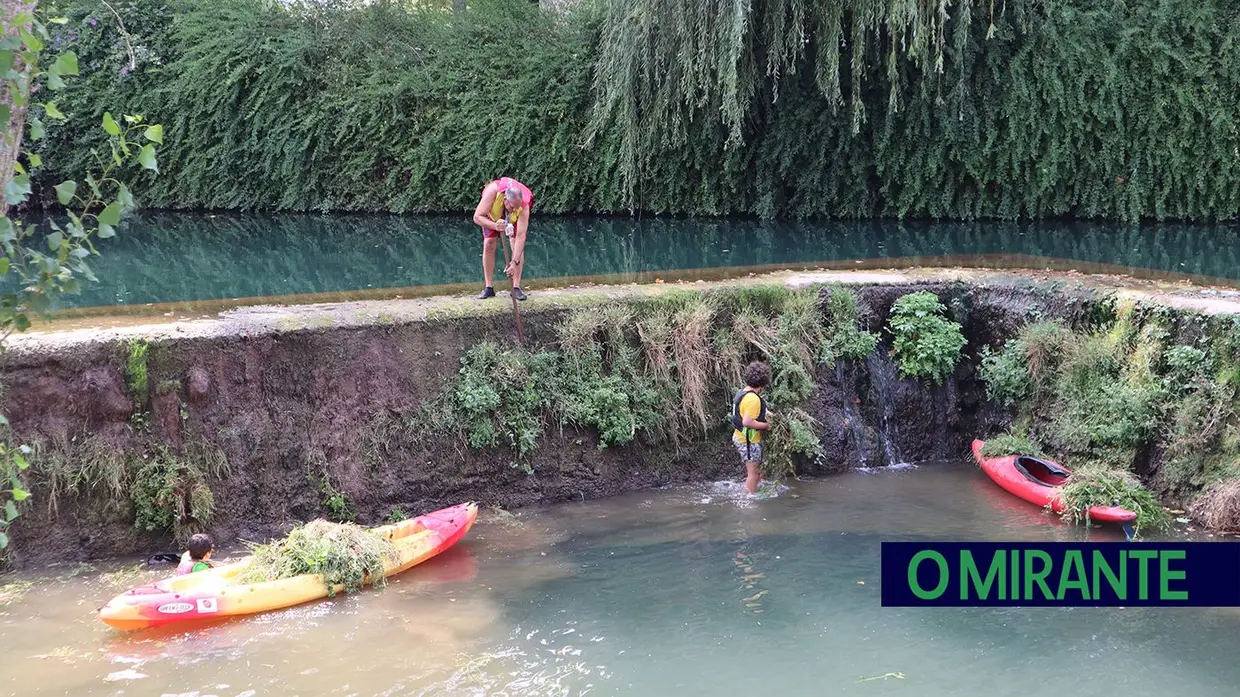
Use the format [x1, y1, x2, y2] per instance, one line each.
[2, 462, 1238, 697]
[11, 212, 1240, 314]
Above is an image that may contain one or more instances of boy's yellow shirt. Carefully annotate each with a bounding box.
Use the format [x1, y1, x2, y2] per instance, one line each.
[732, 391, 763, 444]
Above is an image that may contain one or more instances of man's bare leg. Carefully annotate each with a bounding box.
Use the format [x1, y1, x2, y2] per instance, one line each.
[482, 236, 498, 291]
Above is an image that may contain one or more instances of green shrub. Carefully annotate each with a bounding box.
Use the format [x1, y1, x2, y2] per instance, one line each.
[979, 342, 1030, 407]
[886, 292, 967, 385]
[440, 342, 557, 456]
[130, 448, 214, 541]
[822, 288, 879, 363]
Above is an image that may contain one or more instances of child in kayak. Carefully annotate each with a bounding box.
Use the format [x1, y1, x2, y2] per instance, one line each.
[731, 361, 773, 494]
[176, 533, 216, 575]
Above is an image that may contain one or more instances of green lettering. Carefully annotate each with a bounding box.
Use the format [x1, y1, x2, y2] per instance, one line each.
[1057, 550, 1090, 600]
[1160, 550, 1188, 601]
[1129, 550, 1157, 600]
[1093, 550, 1127, 600]
[909, 551, 949, 600]
[962, 550, 1005, 600]
[1024, 550, 1055, 600]
[1011, 546, 1021, 599]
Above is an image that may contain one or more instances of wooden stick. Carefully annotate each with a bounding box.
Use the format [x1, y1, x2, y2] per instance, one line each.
[499, 231, 525, 345]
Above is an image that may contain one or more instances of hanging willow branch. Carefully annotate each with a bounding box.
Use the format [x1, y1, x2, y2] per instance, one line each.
[584, 0, 1035, 205]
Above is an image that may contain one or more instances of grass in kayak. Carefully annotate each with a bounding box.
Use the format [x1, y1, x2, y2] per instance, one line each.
[979, 433, 1046, 459]
[1057, 463, 1169, 533]
[237, 519, 400, 596]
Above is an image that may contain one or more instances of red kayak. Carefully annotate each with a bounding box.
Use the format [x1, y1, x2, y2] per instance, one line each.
[970, 440, 1137, 524]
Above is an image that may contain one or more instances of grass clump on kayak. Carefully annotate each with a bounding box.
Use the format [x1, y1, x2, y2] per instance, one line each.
[238, 519, 399, 596]
[1057, 463, 1169, 535]
[980, 434, 1046, 459]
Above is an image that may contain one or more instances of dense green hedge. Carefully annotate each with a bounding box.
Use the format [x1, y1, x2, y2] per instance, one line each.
[32, 0, 1240, 221]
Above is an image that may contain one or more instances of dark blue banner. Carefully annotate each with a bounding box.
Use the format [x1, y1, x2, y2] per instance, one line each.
[880, 542, 1240, 607]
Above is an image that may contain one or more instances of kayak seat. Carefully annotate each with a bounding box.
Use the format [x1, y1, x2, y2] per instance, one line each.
[1013, 456, 1071, 487]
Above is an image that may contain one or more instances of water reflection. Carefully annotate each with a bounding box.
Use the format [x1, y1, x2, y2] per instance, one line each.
[10, 211, 1240, 311]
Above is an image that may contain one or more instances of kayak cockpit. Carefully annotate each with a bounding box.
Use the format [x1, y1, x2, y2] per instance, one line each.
[1013, 456, 1070, 487]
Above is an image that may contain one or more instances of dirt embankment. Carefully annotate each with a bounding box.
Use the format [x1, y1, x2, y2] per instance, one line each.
[1, 269, 1233, 568]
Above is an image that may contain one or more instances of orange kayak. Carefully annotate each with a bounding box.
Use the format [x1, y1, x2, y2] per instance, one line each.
[970, 440, 1137, 524]
[98, 502, 478, 631]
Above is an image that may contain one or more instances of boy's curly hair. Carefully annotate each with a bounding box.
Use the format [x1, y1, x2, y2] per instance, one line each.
[187, 533, 214, 560]
[742, 361, 772, 389]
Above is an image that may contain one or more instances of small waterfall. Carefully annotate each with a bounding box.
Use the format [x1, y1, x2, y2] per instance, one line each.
[835, 362, 870, 467]
[865, 353, 909, 468]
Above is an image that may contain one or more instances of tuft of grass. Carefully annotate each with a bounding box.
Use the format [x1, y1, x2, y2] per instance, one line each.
[710, 326, 745, 392]
[237, 519, 400, 596]
[155, 379, 182, 396]
[1058, 463, 1169, 535]
[34, 436, 130, 514]
[980, 434, 1046, 459]
[1190, 478, 1240, 531]
[1019, 320, 1075, 391]
[672, 299, 715, 432]
[125, 339, 151, 400]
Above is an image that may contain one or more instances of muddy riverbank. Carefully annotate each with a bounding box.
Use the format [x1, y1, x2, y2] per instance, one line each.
[3, 268, 1239, 567]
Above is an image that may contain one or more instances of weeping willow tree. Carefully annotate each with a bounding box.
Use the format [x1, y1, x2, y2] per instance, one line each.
[585, 0, 1038, 209]
[29, 0, 1240, 221]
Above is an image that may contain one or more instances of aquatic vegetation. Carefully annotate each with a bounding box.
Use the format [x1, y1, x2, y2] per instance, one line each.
[237, 519, 399, 596]
[886, 292, 967, 385]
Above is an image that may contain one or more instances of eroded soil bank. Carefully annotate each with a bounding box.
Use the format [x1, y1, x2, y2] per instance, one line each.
[3, 269, 1239, 568]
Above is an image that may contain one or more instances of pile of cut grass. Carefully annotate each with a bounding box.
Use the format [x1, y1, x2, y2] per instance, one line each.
[979, 434, 1046, 459]
[237, 519, 399, 596]
[1057, 463, 1169, 535]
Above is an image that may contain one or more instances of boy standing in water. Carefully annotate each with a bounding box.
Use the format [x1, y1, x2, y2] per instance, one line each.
[732, 361, 773, 494]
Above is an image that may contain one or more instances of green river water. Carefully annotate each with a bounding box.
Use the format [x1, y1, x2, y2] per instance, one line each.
[13, 212, 1240, 312]
[2, 462, 1237, 697]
